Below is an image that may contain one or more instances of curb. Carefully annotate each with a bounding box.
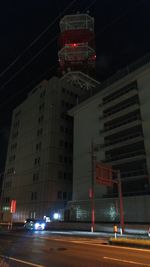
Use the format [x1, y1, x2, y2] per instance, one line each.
[109, 239, 150, 249]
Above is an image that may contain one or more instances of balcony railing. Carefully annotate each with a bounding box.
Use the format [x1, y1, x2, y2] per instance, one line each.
[121, 169, 147, 179]
[104, 132, 143, 146]
[105, 149, 145, 162]
[79, 52, 150, 104]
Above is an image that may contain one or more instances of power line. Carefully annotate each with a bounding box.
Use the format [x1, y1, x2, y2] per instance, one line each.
[0, 0, 78, 80]
[0, 63, 57, 111]
[0, 35, 58, 91]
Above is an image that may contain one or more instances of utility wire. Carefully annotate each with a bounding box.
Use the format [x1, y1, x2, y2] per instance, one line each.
[0, 0, 78, 80]
[0, 63, 58, 111]
[0, 35, 58, 91]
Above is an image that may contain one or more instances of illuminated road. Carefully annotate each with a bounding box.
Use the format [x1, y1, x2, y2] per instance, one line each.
[0, 230, 150, 266]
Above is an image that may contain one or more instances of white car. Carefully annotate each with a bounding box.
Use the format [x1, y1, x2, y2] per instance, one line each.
[24, 219, 46, 230]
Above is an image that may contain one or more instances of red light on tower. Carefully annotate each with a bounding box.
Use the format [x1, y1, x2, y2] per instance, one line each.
[73, 43, 77, 47]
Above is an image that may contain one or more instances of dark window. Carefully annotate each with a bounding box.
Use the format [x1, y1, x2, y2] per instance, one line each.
[59, 140, 64, 147]
[31, 192, 37, 200]
[33, 173, 39, 182]
[63, 192, 67, 200]
[60, 125, 64, 132]
[36, 142, 42, 151]
[59, 155, 63, 162]
[34, 157, 40, 165]
[38, 115, 44, 123]
[40, 90, 46, 98]
[58, 171, 63, 179]
[57, 191, 62, 199]
[39, 103, 45, 111]
[37, 128, 43, 136]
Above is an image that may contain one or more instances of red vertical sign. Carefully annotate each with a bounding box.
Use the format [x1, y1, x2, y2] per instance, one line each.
[10, 200, 16, 213]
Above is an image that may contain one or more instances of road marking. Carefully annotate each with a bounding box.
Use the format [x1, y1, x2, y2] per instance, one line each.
[38, 236, 150, 251]
[104, 256, 150, 266]
[107, 243, 150, 252]
[40, 237, 108, 245]
[0, 255, 45, 267]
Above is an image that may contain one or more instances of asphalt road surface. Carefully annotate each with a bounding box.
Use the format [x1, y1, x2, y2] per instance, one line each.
[0, 230, 150, 267]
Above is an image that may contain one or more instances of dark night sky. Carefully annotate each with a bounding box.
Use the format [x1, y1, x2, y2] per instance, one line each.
[0, 0, 150, 172]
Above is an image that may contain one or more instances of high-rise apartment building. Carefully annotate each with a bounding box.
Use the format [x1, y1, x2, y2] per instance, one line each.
[2, 77, 83, 222]
[68, 55, 150, 223]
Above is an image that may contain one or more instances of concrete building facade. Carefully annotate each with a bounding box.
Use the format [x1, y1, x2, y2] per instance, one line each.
[2, 76, 82, 222]
[68, 56, 150, 223]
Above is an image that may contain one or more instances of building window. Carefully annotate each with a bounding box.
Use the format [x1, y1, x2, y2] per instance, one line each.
[59, 140, 64, 147]
[63, 192, 67, 200]
[4, 197, 10, 203]
[58, 171, 63, 179]
[40, 90, 46, 98]
[69, 157, 72, 164]
[33, 173, 39, 182]
[39, 103, 45, 111]
[61, 100, 65, 107]
[4, 181, 12, 189]
[60, 125, 64, 132]
[36, 142, 42, 152]
[13, 120, 20, 129]
[38, 115, 44, 124]
[65, 142, 68, 148]
[7, 168, 15, 175]
[11, 131, 18, 139]
[37, 128, 43, 137]
[31, 192, 37, 200]
[10, 143, 17, 152]
[59, 155, 63, 163]
[34, 157, 40, 166]
[9, 155, 16, 163]
[57, 191, 62, 199]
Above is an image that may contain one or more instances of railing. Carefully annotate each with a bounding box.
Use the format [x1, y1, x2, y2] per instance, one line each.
[121, 169, 147, 178]
[105, 149, 145, 162]
[79, 53, 150, 104]
[104, 116, 141, 132]
[104, 132, 143, 146]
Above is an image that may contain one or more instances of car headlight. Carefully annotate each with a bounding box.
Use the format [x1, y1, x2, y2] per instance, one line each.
[34, 223, 40, 230]
[34, 222, 45, 230]
[41, 223, 45, 229]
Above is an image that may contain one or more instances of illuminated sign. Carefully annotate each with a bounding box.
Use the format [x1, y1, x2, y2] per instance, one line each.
[10, 200, 16, 213]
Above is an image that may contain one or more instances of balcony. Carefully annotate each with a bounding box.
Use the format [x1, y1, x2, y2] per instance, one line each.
[99, 104, 140, 122]
[103, 136, 144, 151]
[101, 89, 138, 109]
[105, 149, 146, 165]
[105, 130, 143, 145]
[100, 119, 142, 136]
[121, 169, 148, 181]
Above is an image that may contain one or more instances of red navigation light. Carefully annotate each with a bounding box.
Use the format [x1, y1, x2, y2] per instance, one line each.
[92, 55, 96, 60]
[64, 43, 78, 48]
